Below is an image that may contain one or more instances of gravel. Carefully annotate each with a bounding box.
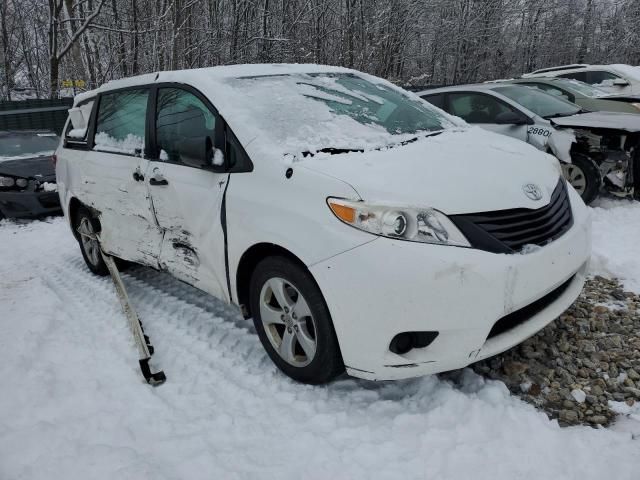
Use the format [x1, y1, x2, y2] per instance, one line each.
[472, 275, 640, 428]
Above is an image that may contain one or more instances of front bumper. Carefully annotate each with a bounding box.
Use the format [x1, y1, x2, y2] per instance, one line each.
[310, 186, 591, 381]
[0, 186, 61, 219]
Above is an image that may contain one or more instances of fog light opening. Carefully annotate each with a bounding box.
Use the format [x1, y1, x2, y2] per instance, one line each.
[389, 331, 439, 355]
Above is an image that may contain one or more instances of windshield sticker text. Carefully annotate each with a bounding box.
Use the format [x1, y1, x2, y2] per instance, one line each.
[527, 127, 552, 137]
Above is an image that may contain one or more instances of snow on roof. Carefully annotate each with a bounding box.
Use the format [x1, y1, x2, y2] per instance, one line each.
[74, 64, 353, 104]
[609, 64, 640, 81]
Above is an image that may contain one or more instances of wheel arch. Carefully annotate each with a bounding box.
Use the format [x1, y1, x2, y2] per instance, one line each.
[68, 197, 101, 241]
[235, 243, 312, 318]
[68, 197, 83, 240]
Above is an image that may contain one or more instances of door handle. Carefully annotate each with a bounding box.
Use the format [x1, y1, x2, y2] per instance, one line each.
[132, 170, 144, 182]
[149, 177, 168, 186]
[149, 167, 168, 186]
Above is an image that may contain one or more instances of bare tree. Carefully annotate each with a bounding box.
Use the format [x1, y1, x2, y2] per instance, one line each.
[1, 0, 639, 98]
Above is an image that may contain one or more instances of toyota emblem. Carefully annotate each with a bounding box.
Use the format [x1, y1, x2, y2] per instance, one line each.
[523, 183, 543, 201]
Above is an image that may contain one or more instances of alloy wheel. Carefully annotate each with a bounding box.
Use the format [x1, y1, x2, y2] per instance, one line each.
[562, 164, 587, 195]
[259, 277, 318, 367]
[77, 217, 101, 267]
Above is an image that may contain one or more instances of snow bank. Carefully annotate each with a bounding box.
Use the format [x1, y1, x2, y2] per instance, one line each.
[589, 198, 640, 293]
[0, 217, 639, 480]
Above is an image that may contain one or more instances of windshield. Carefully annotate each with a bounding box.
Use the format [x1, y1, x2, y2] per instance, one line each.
[227, 72, 451, 154]
[550, 79, 608, 97]
[494, 85, 581, 118]
[0, 133, 59, 161]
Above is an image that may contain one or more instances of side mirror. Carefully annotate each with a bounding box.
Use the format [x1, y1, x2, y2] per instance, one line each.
[613, 78, 629, 86]
[180, 136, 227, 172]
[495, 111, 532, 125]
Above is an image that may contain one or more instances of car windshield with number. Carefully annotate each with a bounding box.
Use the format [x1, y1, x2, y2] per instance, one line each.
[494, 85, 582, 119]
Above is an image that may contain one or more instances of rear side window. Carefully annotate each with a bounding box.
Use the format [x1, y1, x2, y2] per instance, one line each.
[557, 71, 588, 83]
[448, 92, 513, 124]
[94, 89, 149, 155]
[155, 88, 217, 164]
[66, 99, 95, 141]
[586, 70, 621, 85]
[421, 93, 445, 109]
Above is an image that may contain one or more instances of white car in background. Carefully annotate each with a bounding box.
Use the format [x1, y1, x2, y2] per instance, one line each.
[522, 64, 640, 96]
[56, 64, 590, 384]
[419, 83, 640, 204]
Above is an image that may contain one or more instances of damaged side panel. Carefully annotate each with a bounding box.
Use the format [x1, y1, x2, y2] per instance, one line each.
[68, 150, 163, 267]
[147, 161, 230, 301]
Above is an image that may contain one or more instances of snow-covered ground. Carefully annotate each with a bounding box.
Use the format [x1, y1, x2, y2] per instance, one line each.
[1, 200, 639, 480]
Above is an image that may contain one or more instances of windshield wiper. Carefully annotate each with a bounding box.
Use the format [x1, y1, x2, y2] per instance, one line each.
[543, 111, 581, 119]
[300, 131, 445, 158]
[301, 147, 364, 158]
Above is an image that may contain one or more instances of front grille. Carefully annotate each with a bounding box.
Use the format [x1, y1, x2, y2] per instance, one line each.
[450, 179, 573, 254]
[486, 274, 575, 339]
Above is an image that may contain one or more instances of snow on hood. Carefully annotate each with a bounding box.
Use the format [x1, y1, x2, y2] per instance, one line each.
[0, 150, 55, 163]
[299, 127, 561, 215]
[550, 111, 640, 132]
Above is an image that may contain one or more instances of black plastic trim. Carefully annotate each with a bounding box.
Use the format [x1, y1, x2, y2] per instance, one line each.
[487, 274, 575, 339]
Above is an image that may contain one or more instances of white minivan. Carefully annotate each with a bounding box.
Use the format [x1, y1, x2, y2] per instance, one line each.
[56, 64, 591, 384]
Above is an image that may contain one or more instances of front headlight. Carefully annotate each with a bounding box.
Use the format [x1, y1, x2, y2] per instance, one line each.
[327, 198, 471, 247]
[0, 176, 16, 188]
[0, 176, 28, 189]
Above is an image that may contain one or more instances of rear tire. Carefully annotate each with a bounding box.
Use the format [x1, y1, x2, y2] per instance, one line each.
[249, 256, 344, 384]
[562, 154, 601, 205]
[74, 206, 109, 276]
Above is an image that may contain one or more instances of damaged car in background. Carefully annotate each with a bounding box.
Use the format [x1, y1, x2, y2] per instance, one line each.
[420, 84, 640, 204]
[0, 130, 61, 219]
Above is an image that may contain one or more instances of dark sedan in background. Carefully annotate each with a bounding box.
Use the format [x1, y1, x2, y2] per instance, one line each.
[0, 130, 62, 219]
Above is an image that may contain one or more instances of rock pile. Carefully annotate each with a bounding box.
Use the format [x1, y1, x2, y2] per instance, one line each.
[472, 276, 640, 427]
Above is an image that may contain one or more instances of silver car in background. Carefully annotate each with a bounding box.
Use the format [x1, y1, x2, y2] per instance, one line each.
[419, 84, 640, 204]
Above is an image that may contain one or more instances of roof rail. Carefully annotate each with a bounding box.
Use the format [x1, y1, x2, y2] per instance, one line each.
[530, 64, 589, 75]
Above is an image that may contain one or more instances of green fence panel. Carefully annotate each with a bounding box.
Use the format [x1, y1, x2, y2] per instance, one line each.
[0, 99, 74, 135]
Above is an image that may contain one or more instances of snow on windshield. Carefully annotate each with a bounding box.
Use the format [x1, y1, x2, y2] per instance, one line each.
[0, 134, 58, 162]
[224, 72, 453, 155]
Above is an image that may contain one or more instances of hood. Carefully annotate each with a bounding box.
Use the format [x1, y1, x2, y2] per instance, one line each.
[0, 156, 55, 179]
[550, 111, 640, 132]
[299, 128, 561, 215]
[601, 94, 640, 102]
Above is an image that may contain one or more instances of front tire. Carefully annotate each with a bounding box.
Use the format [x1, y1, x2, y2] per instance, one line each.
[562, 154, 601, 205]
[249, 256, 344, 384]
[74, 206, 108, 276]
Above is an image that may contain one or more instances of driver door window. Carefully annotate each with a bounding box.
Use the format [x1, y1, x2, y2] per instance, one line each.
[448, 92, 512, 124]
[156, 88, 217, 165]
